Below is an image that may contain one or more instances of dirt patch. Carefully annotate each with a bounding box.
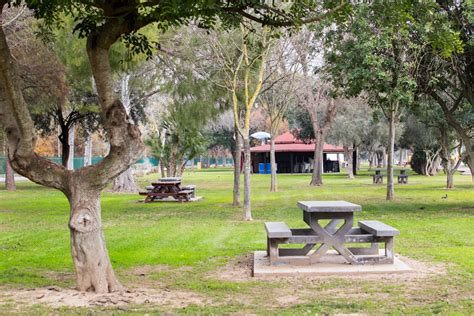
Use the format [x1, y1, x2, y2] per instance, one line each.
[213, 253, 447, 283]
[0, 286, 210, 309]
[128, 264, 171, 277]
[211, 254, 254, 282]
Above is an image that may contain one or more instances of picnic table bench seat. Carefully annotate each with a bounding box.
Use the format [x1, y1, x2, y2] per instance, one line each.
[358, 220, 399, 237]
[265, 222, 292, 238]
[181, 185, 196, 198]
[357, 220, 398, 264]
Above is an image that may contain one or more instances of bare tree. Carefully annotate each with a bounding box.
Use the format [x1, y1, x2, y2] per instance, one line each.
[207, 23, 273, 220]
[260, 82, 296, 191]
[292, 30, 341, 186]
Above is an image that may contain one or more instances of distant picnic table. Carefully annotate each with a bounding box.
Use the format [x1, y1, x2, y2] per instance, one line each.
[139, 177, 196, 203]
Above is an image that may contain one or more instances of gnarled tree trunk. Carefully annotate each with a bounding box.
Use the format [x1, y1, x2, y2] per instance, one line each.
[68, 190, 121, 292]
[112, 167, 138, 193]
[5, 154, 15, 190]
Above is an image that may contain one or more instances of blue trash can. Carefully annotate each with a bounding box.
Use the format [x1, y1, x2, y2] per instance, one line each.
[258, 163, 266, 174]
[265, 163, 270, 174]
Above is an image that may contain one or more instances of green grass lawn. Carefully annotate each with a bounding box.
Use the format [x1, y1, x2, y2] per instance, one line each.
[0, 167, 473, 314]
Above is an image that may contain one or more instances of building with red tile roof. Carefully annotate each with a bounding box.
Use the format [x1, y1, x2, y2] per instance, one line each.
[250, 132, 344, 173]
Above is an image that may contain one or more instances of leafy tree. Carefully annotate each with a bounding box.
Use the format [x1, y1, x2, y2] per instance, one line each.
[400, 116, 440, 176]
[0, 0, 349, 293]
[325, 3, 419, 200]
[407, 98, 464, 188]
[412, 1, 473, 180]
[327, 98, 371, 178]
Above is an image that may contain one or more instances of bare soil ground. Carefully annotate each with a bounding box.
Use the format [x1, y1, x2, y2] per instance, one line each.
[0, 254, 454, 312]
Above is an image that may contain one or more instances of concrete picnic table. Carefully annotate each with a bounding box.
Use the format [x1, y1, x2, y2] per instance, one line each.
[265, 200, 399, 266]
[297, 201, 361, 264]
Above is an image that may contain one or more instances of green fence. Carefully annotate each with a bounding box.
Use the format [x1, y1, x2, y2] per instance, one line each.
[0, 156, 233, 174]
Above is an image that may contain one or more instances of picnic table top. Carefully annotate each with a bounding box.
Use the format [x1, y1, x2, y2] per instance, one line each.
[151, 180, 181, 186]
[158, 177, 182, 182]
[297, 201, 361, 213]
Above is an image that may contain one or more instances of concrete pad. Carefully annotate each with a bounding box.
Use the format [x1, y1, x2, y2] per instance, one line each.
[253, 250, 413, 277]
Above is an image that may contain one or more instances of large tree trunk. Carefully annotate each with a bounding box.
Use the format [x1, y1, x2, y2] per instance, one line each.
[343, 146, 354, 179]
[270, 136, 277, 192]
[446, 170, 454, 189]
[112, 167, 138, 192]
[386, 111, 396, 201]
[159, 159, 166, 178]
[242, 137, 252, 220]
[168, 145, 177, 177]
[176, 155, 185, 177]
[5, 154, 15, 191]
[232, 133, 241, 207]
[310, 132, 324, 186]
[68, 190, 122, 293]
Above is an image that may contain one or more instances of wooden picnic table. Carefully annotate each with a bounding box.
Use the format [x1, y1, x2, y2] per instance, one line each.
[139, 179, 194, 203]
[265, 200, 399, 266]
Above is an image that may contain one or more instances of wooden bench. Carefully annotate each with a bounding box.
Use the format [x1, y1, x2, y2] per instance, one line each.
[181, 185, 196, 198]
[177, 190, 194, 202]
[358, 220, 399, 264]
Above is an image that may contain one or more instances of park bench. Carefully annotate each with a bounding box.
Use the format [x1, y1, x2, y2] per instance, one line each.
[177, 189, 194, 202]
[264, 205, 400, 265]
[398, 170, 408, 184]
[181, 184, 196, 198]
[373, 169, 383, 184]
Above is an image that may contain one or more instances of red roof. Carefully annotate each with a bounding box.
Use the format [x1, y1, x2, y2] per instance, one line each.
[251, 132, 344, 153]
